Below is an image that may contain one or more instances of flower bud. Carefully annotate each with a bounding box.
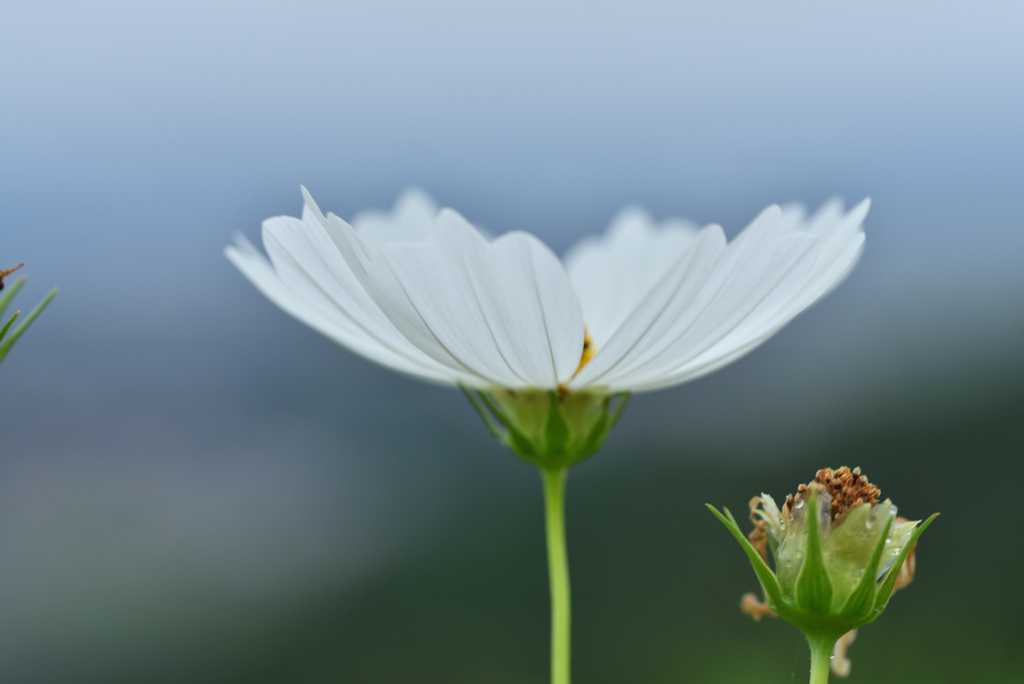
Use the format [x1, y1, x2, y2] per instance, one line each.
[708, 467, 937, 642]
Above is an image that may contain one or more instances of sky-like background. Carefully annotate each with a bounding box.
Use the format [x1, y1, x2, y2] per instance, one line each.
[1, 1, 1022, 682]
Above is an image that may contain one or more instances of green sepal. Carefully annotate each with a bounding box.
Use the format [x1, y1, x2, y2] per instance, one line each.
[0, 286, 57, 364]
[870, 513, 938, 619]
[579, 406, 609, 456]
[463, 387, 630, 468]
[707, 504, 785, 611]
[606, 393, 630, 430]
[544, 390, 570, 454]
[476, 389, 539, 458]
[460, 385, 504, 440]
[579, 394, 629, 457]
[508, 431, 537, 457]
[460, 385, 540, 457]
[794, 494, 834, 613]
[839, 512, 894, 620]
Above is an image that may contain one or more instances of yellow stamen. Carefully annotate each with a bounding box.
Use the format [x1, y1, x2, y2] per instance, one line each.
[575, 326, 596, 375]
[560, 326, 598, 394]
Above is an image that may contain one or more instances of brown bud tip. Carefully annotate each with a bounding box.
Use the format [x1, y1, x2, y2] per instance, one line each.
[0, 263, 24, 290]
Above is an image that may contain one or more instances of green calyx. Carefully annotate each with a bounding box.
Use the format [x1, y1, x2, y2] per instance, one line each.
[0, 276, 58, 366]
[461, 386, 630, 468]
[708, 488, 937, 641]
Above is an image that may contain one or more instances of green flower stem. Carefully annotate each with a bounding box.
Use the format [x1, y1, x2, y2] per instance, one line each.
[807, 635, 836, 684]
[541, 466, 571, 684]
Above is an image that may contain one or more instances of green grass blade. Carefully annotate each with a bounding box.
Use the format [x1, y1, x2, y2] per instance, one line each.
[0, 287, 57, 364]
[0, 276, 26, 319]
[0, 310, 20, 343]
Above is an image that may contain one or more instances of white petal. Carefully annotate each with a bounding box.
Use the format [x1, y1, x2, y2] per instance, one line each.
[614, 199, 868, 393]
[563, 207, 699, 347]
[351, 187, 440, 251]
[571, 206, 820, 391]
[327, 208, 585, 389]
[792, 198, 869, 307]
[237, 208, 472, 385]
[568, 222, 730, 389]
[226, 234, 345, 343]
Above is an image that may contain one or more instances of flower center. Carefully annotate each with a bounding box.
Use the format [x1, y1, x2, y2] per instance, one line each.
[786, 466, 880, 521]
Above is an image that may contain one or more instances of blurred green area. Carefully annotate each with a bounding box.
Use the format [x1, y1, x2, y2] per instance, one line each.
[18, 363, 1021, 684]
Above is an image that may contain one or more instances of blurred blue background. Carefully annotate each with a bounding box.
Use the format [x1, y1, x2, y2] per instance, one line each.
[1, 1, 1022, 681]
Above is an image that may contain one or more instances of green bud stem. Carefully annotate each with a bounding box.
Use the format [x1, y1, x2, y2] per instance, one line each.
[807, 635, 836, 684]
[541, 466, 571, 684]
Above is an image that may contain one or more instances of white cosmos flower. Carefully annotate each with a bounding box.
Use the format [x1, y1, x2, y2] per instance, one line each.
[226, 188, 867, 394]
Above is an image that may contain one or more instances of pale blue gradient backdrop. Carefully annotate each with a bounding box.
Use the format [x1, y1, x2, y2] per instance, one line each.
[0, 1, 1022, 679]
